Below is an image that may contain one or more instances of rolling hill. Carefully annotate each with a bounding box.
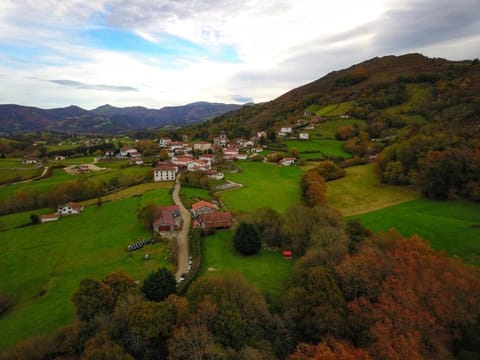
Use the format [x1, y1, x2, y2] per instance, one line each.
[189, 53, 480, 139]
[0, 102, 243, 134]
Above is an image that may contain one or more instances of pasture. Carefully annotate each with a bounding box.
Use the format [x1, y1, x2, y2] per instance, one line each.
[354, 199, 480, 265]
[326, 163, 419, 216]
[309, 118, 366, 139]
[284, 139, 351, 159]
[198, 230, 295, 298]
[0, 190, 172, 352]
[220, 161, 303, 213]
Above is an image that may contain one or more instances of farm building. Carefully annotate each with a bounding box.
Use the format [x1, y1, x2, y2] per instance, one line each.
[204, 170, 224, 180]
[40, 213, 60, 223]
[279, 157, 296, 166]
[193, 141, 212, 152]
[187, 160, 211, 172]
[54, 155, 66, 161]
[57, 202, 84, 216]
[299, 133, 310, 140]
[198, 212, 233, 229]
[152, 205, 181, 232]
[153, 164, 178, 182]
[191, 200, 218, 217]
[23, 157, 39, 164]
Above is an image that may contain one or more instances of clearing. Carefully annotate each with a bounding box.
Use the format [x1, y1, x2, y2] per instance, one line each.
[354, 199, 480, 265]
[326, 163, 419, 216]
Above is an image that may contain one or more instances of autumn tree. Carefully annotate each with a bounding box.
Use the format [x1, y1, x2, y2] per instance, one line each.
[312, 160, 345, 181]
[284, 266, 350, 344]
[300, 170, 326, 207]
[289, 337, 371, 360]
[250, 207, 284, 247]
[141, 267, 176, 302]
[233, 222, 261, 255]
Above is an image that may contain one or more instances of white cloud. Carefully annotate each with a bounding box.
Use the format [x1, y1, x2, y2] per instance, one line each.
[0, 0, 478, 108]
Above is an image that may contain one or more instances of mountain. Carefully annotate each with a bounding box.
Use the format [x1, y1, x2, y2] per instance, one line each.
[0, 102, 243, 134]
[190, 53, 480, 138]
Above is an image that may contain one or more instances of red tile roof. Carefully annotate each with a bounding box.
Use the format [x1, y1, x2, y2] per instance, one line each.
[199, 212, 232, 229]
[191, 200, 218, 211]
[153, 205, 180, 229]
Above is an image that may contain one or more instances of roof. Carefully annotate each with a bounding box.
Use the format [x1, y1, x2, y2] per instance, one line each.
[41, 213, 60, 220]
[196, 141, 211, 144]
[153, 205, 180, 228]
[192, 200, 218, 211]
[59, 202, 83, 211]
[199, 212, 232, 228]
[154, 164, 177, 171]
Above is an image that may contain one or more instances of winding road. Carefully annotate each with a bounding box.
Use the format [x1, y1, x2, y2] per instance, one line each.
[171, 176, 191, 280]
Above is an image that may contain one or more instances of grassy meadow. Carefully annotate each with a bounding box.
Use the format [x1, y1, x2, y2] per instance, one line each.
[326, 163, 419, 216]
[0, 189, 172, 351]
[198, 230, 295, 298]
[309, 118, 366, 139]
[220, 161, 303, 213]
[354, 199, 480, 265]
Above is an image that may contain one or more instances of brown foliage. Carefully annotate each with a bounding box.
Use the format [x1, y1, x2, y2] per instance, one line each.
[300, 170, 326, 207]
[289, 337, 371, 360]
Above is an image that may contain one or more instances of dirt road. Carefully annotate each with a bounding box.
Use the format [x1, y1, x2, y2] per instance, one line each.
[171, 177, 191, 280]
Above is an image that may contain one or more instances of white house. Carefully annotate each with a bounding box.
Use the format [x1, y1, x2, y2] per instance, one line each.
[130, 157, 143, 165]
[159, 137, 172, 147]
[204, 170, 224, 180]
[193, 141, 212, 152]
[279, 157, 296, 166]
[257, 131, 267, 139]
[119, 148, 140, 158]
[54, 155, 66, 161]
[187, 160, 211, 172]
[154, 164, 178, 182]
[172, 156, 194, 167]
[199, 154, 216, 163]
[57, 202, 84, 216]
[299, 133, 310, 140]
[235, 153, 248, 160]
[280, 126, 292, 133]
[23, 157, 39, 164]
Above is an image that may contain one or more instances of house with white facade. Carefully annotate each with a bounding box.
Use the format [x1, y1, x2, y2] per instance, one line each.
[187, 160, 211, 172]
[279, 157, 296, 166]
[154, 164, 178, 182]
[193, 141, 212, 152]
[57, 202, 84, 216]
[299, 132, 310, 140]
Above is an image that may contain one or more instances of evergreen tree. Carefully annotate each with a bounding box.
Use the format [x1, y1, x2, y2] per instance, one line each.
[141, 267, 176, 302]
[233, 222, 261, 255]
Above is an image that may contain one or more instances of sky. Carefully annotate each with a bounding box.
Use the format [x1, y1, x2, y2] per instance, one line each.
[0, 0, 479, 110]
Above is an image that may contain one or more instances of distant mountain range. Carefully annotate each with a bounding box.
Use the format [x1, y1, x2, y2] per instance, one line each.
[0, 102, 243, 134]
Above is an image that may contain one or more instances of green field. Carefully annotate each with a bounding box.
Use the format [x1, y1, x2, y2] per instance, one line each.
[220, 162, 303, 213]
[0, 159, 38, 168]
[309, 118, 366, 139]
[0, 168, 42, 184]
[354, 199, 480, 265]
[284, 139, 351, 159]
[198, 230, 294, 298]
[180, 187, 213, 209]
[0, 190, 172, 351]
[326, 163, 419, 216]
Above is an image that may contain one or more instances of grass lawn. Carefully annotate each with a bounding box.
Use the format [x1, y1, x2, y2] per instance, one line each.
[220, 161, 303, 213]
[0, 208, 52, 231]
[326, 163, 419, 216]
[0, 168, 42, 184]
[198, 230, 295, 298]
[0, 195, 172, 352]
[180, 187, 213, 209]
[353, 199, 480, 265]
[284, 139, 351, 159]
[310, 118, 366, 139]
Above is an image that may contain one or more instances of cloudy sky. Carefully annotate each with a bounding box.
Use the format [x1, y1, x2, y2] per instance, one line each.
[1, 0, 479, 109]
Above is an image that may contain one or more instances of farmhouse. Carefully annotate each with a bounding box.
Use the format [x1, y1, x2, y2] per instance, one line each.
[40, 213, 60, 223]
[204, 170, 224, 180]
[191, 200, 218, 217]
[54, 155, 66, 161]
[199, 153, 216, 163]
[119, 147, 140, 158]
[159, 137, 172, 147]
[152, 205, 181, 232]
[57, 202, 84, 216]
[187, 160, 211, 172]
[129, 157, 143, 165]
[257, 131, 267, 139]
[299, 132, 310, 140]
[222, 147, 239, 160]
[198, 212, 233, 229]
[280, 126, 292, 133]
[193, 141, 212, 152]
[172, 156, 194, 167]
[23, 157, 39, 164]
[279, 157, 296, 166]
[154, 164, 178, 182]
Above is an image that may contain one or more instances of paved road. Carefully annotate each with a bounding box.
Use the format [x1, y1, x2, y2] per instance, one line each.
[171, 177, 191, 280]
